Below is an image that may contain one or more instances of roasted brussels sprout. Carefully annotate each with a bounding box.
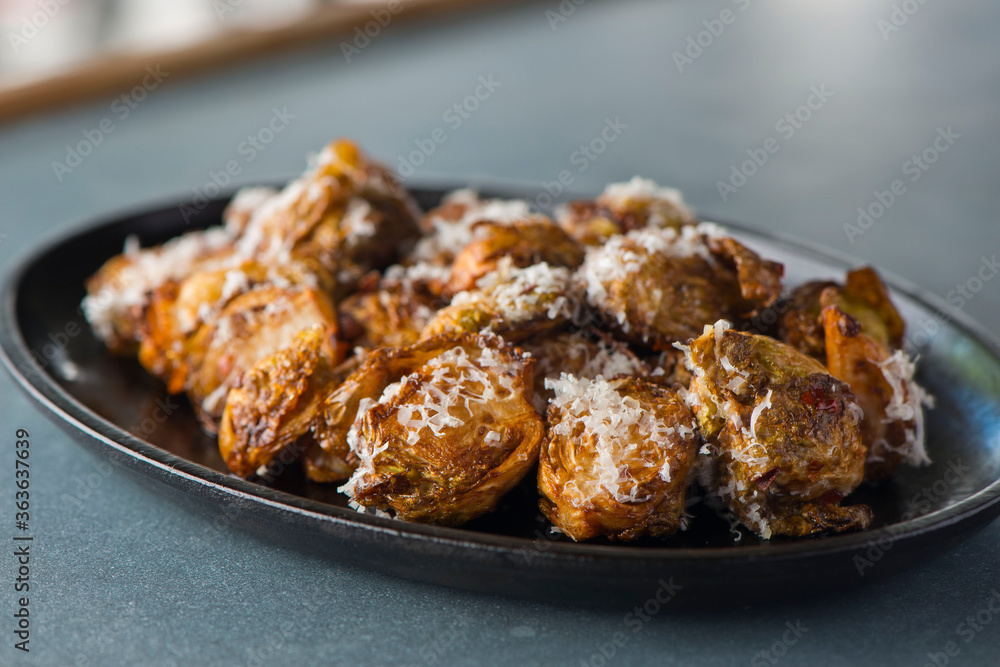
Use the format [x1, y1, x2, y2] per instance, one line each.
[822, 305, 932, 481]
[681, 321, 872, 538]
[136, 259, 333, 392]
[234, 138, 420, 295]
[301, 348, 370, 482]
[578, 224, 782, 350]
[82, 228, 235, 354]
[338, 282, 441, 350]
[218, 326, 340, 478]
[80, 136, 938, 543]
[780, 267, 906, 362]
[444, 218, 584, 296]
[409, 189, 541, 267]
[335, 332, 543, 525]
[222, 186, 278, 236]
[522, 331, 649, 412]
[184, 285, 339, 429]
[420, 260, 579, 343]
[557, 176, 697, 246]
[538, 375, 699, 541]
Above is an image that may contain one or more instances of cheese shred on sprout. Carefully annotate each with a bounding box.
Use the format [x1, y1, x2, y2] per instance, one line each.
[580, 222, 727, 316]
[339, 343, 524, 501]
[546, 373, 682, 507]
[452, 258, 576, 323]
[82, 228, 234, 342]
[412, 190, 538, 262]
[876, 350, 935, 466]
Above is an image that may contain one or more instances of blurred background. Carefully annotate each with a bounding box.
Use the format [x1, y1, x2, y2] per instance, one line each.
[2, 0, 323, 80]
[0, 0, 483, 122]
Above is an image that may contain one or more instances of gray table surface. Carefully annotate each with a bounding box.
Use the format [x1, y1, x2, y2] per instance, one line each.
[2, 1, 999, 665]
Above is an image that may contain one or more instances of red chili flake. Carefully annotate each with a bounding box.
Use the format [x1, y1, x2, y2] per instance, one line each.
[837, 313, 862, 337]
[357, 271, 381, 293]
[754, 467, 780, 490]
[801, 386, 841, 415]
[806, 460, 824, 481]
[817, 489, 845, 505]
[619, 211, 643, 233]
[338, 313, 363, 341]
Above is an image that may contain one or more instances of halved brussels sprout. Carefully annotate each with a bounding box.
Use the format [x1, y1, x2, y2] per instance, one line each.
[137, 259, 332, 393]
[444, 218, 584, 296]
[522, 331, 649, 413]
[335, 332, 543, 525]
[779, 266, 906, 362]
[578, 224, 782, 350]
[184, 284, 339, 430]
[234, 138, 420, 295]
[680, 321, 872, 538]
[822, 305, 932, 481]
[420, 260, 579, 343]
[219, 326, 340, 478]
[82, 228, 235, 354]
[538, 375, 699, 541]
[557, 176, 697, 246]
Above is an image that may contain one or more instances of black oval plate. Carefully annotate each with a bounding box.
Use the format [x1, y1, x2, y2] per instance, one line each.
[3, 185, 1000, 608]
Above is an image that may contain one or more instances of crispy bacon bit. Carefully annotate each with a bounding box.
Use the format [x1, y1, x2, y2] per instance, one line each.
[801, 385, 841, 415]
[754, 467, 780, 490]
[817, 489, 845, 505]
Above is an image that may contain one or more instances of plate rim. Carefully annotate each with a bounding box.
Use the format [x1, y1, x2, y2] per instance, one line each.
[2, 180, 1000, 566]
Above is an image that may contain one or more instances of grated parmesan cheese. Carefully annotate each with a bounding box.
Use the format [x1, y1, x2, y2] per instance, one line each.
[451, 259, 577, 325]
[876, 350, 935, 466]
[81, 227, 235, 342]
[339, 340, 527, 500]
[579, 223, 726, 312]
[601, 176, 688, 210]
[546, 374, 682, 507]
[412, 191, 540, 262]
[342, 198, 377, 244]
